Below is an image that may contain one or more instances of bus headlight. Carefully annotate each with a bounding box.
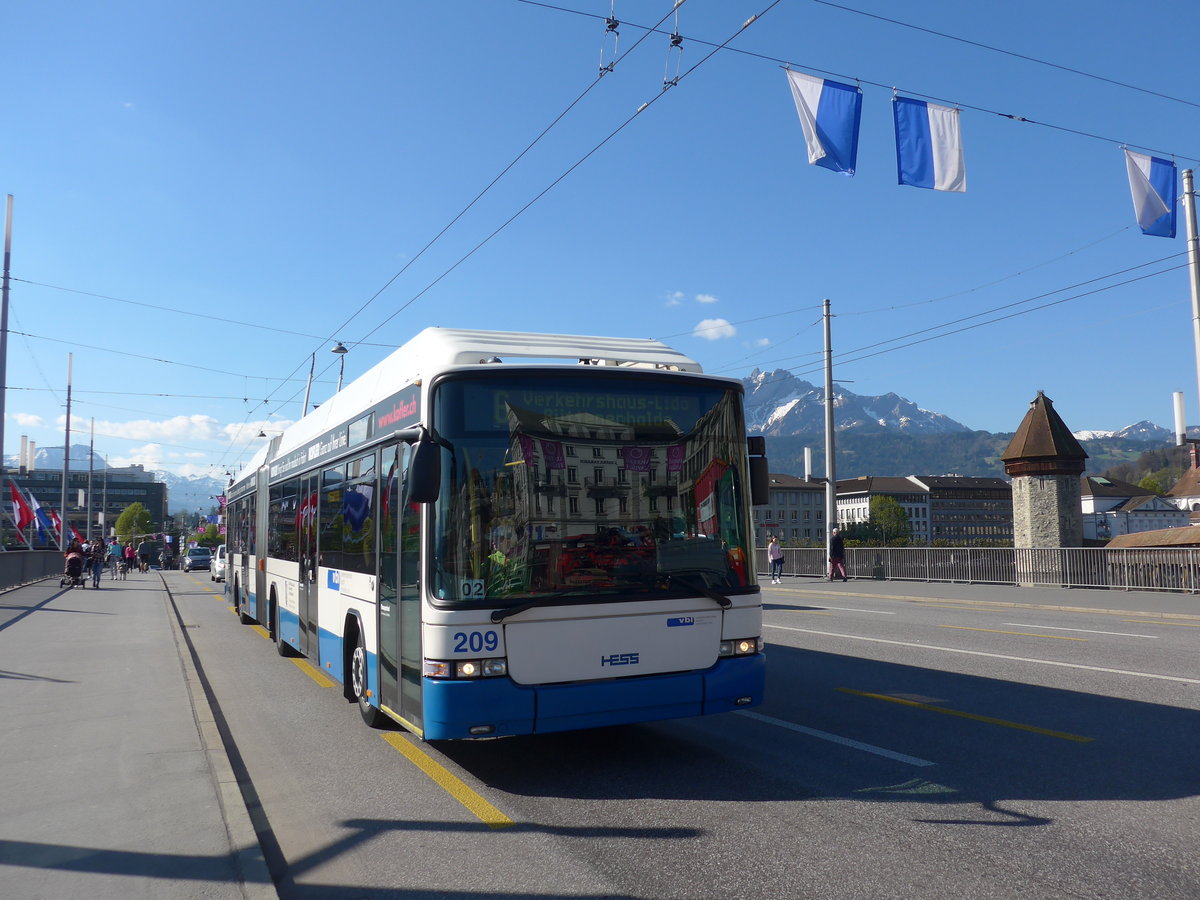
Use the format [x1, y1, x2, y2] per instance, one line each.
[718, 637, 762, 657]
[424, 658, 509, 679]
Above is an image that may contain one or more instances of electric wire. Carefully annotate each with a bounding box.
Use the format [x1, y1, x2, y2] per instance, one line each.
[807, 0, 1200, 111]
[217, 1, 694, 468]
[517, 0, 1200, 163]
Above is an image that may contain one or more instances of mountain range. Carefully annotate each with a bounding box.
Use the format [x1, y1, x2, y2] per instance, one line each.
[9, 375, 1190, 499]
[6, 446, 227, 514]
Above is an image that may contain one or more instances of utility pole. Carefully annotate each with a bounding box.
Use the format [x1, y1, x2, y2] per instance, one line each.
[823, 299, 837, 559]
[87, 418, 95, 541]
[59, 354, 72, 550]
[0, 196, 12, 540]
[1184, 169, 1200, 436]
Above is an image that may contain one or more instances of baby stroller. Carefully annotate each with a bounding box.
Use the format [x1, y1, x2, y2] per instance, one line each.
[61, 552, 86, 588]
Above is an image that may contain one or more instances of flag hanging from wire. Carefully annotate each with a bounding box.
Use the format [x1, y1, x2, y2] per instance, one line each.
[893, 97, 966, 192]
[785, 70, 862, 176]
[1124, 149, 1176, 238]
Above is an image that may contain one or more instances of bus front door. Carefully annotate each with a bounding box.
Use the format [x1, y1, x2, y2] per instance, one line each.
[379, 444, 422, 730]
[298, 474, 319, 657]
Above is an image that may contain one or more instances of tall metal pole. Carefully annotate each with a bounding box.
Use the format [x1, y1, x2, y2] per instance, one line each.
[87, 417, 95, 541]
[59, 353, 72, 550]
[0, 196, 12, 545]
[102, 454, 108, 539]
[823, 299, 837, 556]
[1183, 169, 1200, 438]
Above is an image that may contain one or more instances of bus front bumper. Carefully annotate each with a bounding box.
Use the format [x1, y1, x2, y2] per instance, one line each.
[420, 654, 764, 741]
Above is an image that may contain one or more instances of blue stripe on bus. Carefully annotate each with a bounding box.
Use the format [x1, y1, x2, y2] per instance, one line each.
[419, 655, 764, 741]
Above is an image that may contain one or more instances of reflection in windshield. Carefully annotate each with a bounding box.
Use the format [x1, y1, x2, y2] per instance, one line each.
[430, 374, 754, 604]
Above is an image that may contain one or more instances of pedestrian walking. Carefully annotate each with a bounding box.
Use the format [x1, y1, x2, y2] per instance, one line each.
[767, 536, 784, 584]
[829, 528, 847, 582]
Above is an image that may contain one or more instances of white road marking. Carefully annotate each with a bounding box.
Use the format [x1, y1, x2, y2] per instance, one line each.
[766, 625, 1200, 685]
[1004, 623, 1158, 639]
[815, 606, 896, 615]
[736, 710, 935, 767]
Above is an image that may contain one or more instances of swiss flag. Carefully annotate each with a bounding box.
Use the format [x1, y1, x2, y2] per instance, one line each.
[9, 483, 34, 530]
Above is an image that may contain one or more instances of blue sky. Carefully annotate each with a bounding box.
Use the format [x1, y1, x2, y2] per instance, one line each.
[4, 0, 1199, 477]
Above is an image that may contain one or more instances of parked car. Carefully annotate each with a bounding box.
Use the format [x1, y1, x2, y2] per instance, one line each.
[182, 547, 212, 572]
[211, 544, 226, 582]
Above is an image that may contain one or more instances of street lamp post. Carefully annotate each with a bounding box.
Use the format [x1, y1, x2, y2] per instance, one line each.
[332, 341, 348, 391]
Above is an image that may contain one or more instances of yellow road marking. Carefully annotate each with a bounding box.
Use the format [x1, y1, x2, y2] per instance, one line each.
[1122, 619, 1200, 628]
[938, 624, 1085, 641]
[251, 625, 270, 640]
[381, 733, 514, 829]
[838, 688, 1094, 743]
[290, 658, 334, 688]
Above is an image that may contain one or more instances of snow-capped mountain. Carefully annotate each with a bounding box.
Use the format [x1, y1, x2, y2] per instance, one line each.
[152, 470, 228, 514]
[1071, 420, 1180, 442]
[742, 369, 971, 435]
[5, 444, 226, 513]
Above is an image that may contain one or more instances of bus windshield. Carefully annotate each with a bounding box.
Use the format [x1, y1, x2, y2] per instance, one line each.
[429, 372, 755, 605]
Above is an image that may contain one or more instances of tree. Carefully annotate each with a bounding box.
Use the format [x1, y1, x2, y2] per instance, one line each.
[1137, 474, 1166, 495]
[868, 496, 910, 546]
[115, 502, 153, 543]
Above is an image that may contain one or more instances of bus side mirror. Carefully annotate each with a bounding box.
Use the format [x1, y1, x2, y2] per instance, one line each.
[747, 435, 768, 506]
[749, 456, 769, 506]
[409, 437, 441, 504]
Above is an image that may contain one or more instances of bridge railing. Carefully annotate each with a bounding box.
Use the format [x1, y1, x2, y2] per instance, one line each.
[755, 546, 1200, 593]
[0, 551, 64, 591]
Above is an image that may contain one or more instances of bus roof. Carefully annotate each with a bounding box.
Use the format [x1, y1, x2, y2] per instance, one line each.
[234, 328, 704, 485]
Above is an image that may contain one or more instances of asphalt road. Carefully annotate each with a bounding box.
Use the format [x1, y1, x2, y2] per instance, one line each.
[168, 573, 1200, 900]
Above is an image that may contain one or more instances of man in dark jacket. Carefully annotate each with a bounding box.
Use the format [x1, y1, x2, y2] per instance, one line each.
[829, 528, 847, 581]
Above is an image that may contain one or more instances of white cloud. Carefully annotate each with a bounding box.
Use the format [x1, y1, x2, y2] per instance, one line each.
[223, 419, 296, 446]
[693, 318, 736, 341]
[10, 412, 46, 427]
[696, 293, 720, 304]
[754, 337, 770, 347]
[84, 414, 223, 443]
[110, 443, 167, 470]
[665, 291, 685, 307]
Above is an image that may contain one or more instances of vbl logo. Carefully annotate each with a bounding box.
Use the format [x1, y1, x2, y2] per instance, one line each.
[600, 652, 639, 667]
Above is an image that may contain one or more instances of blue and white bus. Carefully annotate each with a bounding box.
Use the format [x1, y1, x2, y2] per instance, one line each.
[226, 328, 769, 740]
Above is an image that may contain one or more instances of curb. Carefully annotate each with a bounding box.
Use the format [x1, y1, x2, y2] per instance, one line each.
[161, 577, 279, 900]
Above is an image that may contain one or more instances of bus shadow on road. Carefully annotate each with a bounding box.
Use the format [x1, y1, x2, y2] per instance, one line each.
[435, 643, 1200, 817]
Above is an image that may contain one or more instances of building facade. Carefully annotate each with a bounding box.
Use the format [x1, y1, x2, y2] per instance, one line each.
[6, 465, 168, 546]
[752, 473, 827, 546]
[1081, 475, 1189, 543]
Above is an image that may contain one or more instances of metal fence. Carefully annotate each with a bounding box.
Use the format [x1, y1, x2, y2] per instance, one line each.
[0, 551, 64, 591]
[754, 546, 1200, 593]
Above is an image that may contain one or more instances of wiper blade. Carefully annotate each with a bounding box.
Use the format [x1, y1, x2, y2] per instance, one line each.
[669, 576, 733, 610]
[490, 588, 594, 623]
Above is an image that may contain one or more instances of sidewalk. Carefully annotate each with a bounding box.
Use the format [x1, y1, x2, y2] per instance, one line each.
[0, 571, 275, 899]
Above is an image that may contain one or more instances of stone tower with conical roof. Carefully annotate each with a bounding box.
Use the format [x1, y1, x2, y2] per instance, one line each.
[1001, 392, 1088, 549]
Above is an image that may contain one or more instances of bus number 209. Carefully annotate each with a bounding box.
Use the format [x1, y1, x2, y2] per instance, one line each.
[453, 630, 499, 654]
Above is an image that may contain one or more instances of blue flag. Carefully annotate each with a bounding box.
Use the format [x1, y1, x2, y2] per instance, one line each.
[785, 70, 862, 176]
[1124, 149, 1176, 238]
[894, 97, 966, 192]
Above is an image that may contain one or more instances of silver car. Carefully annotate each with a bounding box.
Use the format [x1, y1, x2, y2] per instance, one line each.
[182, 547, 212, 572]
[211, 543, 226, 582]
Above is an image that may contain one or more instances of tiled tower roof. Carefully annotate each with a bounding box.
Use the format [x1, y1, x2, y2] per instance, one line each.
[1001, 391, 1088, 477]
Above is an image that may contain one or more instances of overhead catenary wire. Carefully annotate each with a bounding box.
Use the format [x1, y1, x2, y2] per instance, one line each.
[217, 1, 695, 468]
[517, 0, 1200, 163]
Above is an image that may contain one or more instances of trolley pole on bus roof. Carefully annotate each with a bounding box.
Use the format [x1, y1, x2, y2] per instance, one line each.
[823, 299, 837, 559]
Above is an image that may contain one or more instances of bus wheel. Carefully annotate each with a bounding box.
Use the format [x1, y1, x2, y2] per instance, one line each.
[273, 596, 293, 657]
[351, 633, 384, 728]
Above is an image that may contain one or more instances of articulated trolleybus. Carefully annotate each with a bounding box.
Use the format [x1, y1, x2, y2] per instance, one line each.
[227, 328, 769, 740]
